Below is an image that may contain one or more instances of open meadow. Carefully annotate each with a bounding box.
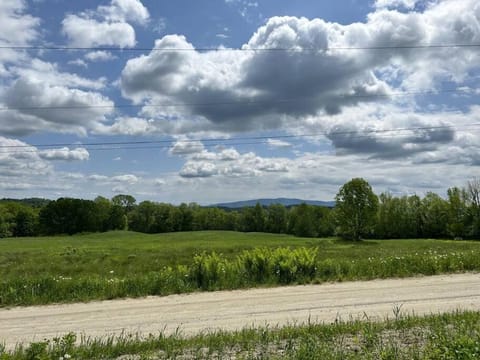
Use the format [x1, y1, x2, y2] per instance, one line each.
[1, 230, 480, 306]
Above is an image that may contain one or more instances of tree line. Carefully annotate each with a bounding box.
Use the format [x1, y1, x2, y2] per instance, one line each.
[0, 179, 479, 239]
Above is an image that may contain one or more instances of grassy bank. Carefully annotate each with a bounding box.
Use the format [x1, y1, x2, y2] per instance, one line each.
[2, 310, 480, 359]
[1, 231, 480, 306]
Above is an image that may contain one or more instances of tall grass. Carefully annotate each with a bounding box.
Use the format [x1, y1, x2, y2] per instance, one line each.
[1, 247, 479, 306]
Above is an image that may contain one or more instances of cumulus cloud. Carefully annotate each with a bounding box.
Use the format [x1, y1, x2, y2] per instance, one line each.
[88, 173, 139, 184]
[111, 174, 139, 184]
[0, 136, 51, 178]
[39, 147, 90, 161]
[89, 174, 109, 181]
[0, 1, 40, 73]
[267, 139, 292, 148]
[98, 0, 150, 24]
[120, 0, 480, 138]
[374, 0, 420, 9]
[0, 59, 113, 136]
[179, 147, 289, 178]
[180, 162, 218, 178]
[84, 51, 117, 62]
[116, 0, 480, 164]
[169, 138, 205, 155]
[62, 0, 149, 48]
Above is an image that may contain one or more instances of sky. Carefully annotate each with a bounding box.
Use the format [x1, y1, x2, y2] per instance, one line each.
[0, 0, 479, 204]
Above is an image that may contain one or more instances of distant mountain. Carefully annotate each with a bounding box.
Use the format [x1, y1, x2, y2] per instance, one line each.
[211, 198, 335, 209]
[0, 198, 51, 208]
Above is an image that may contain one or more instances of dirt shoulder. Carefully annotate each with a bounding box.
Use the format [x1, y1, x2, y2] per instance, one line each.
[1, 273, 479, 350]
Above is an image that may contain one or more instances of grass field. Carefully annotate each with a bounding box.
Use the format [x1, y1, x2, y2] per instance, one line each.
[1, 230, 480, 306]
[3, 310, 480, 359]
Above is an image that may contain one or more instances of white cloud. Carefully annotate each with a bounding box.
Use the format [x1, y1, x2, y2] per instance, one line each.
[68, 59, 88, 68]
[267, 139, 292, 148]
[180, 162, 218, 178]
[111, 174, 139, 184]
[62, 15, 136, 48]
[179, 148, 290, 178]
[0, 0, 40, 75]
[88, 173, 139, 185]
[0, 136, 51, 178]
[39, 147, 90, 161]
[84, 51, 117, 62]
[89, 174, 109, 181]
[374, 0, 419, 9]
[120, 0, 480, 138]
[0, 59, 114, 136]
[0, 0, 40, 46]
[62, 0, 149, 48]
[99, 0, 149, 24]
[95, 117, 154, 136]
[169, 137, 205, 156]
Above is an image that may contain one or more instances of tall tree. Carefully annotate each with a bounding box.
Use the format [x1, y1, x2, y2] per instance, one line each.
[446, 187, 467, 238]
[111, 194, 136, 213]
[288, 203, 316, 238]
[420, 192, 448, 238]
[466, 178, 480, 238]
[334, 178, 379, 241]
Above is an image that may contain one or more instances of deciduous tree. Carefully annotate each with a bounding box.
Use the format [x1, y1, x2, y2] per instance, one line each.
[334, 178, 378, 241]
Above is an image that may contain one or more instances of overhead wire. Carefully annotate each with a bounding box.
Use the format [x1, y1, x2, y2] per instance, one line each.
[1, 122, 479, 154]
[0, 120, 477, 149]
[0, 43, 478, 155]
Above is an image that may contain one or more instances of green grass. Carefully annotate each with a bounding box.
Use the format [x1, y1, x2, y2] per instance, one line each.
[1, 230, 480, 306]
[3, 310, 480, 359]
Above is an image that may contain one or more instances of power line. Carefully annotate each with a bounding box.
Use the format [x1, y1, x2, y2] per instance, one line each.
[1, 43, 480, 52]
[0, 121, 474, 148]
[1, 122, 479, 153]
[0, 88, 473, 112]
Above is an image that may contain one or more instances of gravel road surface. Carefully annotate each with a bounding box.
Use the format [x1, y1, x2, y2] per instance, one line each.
[1, 273, 479, 349]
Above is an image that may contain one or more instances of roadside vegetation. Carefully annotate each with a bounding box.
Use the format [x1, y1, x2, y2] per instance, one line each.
[1, 231, 480, 306]
[2, 310, 480, 359]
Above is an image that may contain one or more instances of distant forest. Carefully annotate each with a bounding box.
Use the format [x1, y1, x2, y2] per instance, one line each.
[1, 179, 479, 240]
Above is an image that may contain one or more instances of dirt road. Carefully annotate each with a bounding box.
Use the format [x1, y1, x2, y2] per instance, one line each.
[1, 273, 480, 349]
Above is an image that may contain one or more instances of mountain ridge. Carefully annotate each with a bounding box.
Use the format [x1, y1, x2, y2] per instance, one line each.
[211, 198, 335, 208]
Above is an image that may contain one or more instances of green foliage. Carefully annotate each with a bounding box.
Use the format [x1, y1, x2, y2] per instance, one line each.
[239, 202, 266, 232]
[421, 192, 449, 238]
[0, 202, 40, 238]
[446, 187, 468, 238]
[288, 203, 317, 237]
[335, 178, 379, 240]
[265, 203, 288, 233]
[376, 193, 422, 239]
[111, 194, 136, 213]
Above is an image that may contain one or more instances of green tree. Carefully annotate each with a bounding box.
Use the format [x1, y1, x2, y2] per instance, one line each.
[94, 196, 112, 232]
[240, 203, 265, 232]
[335, 178, 379, 241]
[13, 207, 38, 237]
[420, 192, 448, 238]
[465, 178, 480, 238]
[446, 187, 467, 238]
[111, 194, 136, 213]
[265, 204, 287, 233]
[39, 198, 99, 235]
[288, 203, 316, 238]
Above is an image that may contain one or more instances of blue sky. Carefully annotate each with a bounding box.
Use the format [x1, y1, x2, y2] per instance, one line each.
[0, 0, 479, 204]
